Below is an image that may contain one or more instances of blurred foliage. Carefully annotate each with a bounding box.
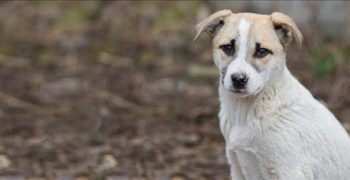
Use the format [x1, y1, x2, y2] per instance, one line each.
[187, 65, 218, 80]
[53, 1, 101, 32]
[154, 1, 200, 32]
[310, 43, 349, 77]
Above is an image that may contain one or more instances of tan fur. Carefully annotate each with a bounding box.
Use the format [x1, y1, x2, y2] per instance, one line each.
[195, 11, 303, 48]
[270, 12, 303, 47]
[195, 11, 302, 70]
[212, 13, 284, 49]
[194, 9, 232, 41]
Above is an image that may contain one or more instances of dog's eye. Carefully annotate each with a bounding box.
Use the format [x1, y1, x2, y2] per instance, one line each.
[219, 43, 235, 56]
[255, 48, 272, 58]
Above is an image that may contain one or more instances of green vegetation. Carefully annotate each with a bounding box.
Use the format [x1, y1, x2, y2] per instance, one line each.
[187, 64, 218, 80]
[54, 1, 101, 32]
[310, 43, 349, 77]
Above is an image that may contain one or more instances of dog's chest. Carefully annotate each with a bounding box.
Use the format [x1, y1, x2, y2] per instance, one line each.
[219, 99, 258, 148]
[219, 99, 275, 179]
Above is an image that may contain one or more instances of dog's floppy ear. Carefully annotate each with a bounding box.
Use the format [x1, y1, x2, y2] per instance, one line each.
[194, 9, 232, 41]
[270, 12, 303, 48]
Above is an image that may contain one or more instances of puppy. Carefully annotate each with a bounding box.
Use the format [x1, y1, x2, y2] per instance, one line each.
[195, 10, 350, 179]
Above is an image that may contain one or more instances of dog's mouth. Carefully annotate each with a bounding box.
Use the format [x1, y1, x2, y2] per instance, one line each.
[230, 88, 248, 95]
[222, 80, 250, 96]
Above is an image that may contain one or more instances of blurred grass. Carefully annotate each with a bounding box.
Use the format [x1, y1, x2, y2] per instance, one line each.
[53, 1, 101, 32]
[187, 65, 218, 80]
[310, 43, 349, 77]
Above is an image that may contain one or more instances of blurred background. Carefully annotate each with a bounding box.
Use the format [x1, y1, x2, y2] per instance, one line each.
[0, 1, 349, 179]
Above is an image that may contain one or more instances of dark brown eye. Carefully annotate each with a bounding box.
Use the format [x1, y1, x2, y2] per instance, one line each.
[219, 40, 235, 56]
[255, 48, 272, 58]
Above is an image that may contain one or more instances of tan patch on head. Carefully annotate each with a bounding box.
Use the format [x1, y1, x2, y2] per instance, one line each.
[195, 11, 303, 48]
[213, 13, 283, 49]
[196, 11, 303, 73]
[212, 13, 284, 71]
[270, 12, 303, 47]
[211, 15, 239, 48]
[194, 9, 233, 41]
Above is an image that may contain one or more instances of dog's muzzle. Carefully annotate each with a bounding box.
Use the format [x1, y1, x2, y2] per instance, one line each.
[231, 73, 248, 91]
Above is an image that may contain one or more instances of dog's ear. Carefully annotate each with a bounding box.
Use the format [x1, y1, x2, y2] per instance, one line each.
[270, 12, 303, 48]
[194, 9, 232, 41]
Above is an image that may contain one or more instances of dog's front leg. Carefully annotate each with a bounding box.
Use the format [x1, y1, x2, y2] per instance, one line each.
[226, 148, 245, 180]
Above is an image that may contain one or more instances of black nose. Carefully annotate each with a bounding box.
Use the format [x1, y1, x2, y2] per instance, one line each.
[231, 73, 248, 88]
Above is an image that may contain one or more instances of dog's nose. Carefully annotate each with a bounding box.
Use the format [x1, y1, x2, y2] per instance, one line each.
[231, 73, 248, 88]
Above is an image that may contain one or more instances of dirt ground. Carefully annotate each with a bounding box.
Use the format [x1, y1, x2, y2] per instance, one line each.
[0, 1, 349, 180]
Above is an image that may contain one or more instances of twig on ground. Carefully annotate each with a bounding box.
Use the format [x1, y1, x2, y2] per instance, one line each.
[0, 92, 40, 111]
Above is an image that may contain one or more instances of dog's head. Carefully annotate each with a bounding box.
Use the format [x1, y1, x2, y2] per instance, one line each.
[195, 10, 302, 97]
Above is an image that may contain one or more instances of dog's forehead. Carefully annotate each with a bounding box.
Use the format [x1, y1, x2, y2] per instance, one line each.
[213, 13, 281, 50]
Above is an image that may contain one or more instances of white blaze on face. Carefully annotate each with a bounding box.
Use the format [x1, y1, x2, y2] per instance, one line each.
[237, 19, 251, 62]
[223, 19, 253, 91]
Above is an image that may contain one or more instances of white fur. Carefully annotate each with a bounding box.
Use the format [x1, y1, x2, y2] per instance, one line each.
[219, 68, 350, 179]
[223, 19, 264, 95]
[215, 21, 350, 180]
[236, 19, 250, 60]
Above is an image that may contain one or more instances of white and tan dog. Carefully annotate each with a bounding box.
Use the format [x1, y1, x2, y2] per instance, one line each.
[195, 10, 350, 179]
